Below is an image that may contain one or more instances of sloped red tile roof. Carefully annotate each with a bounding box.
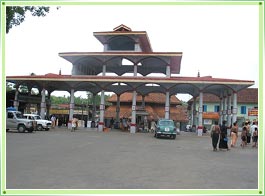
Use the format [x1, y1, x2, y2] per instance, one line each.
[189, 88, 258, 104]
[108, 92, 181, 105]
[105, 105, 188, 122]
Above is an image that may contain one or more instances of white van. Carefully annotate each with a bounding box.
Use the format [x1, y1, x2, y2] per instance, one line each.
[6, 111, 35, 132]
[23, 114, 52, 131]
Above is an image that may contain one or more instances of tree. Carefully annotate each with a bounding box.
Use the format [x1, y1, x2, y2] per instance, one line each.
[6, 6, 50, 33]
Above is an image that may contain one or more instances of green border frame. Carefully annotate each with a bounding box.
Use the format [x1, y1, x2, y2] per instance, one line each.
[1, 1, 264, 195]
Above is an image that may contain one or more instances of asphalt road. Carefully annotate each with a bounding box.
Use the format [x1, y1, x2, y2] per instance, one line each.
[6, 127, 258, 189]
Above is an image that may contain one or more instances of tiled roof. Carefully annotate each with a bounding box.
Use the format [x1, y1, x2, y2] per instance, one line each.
[108, 92, 181, 105]
[105, 105, 188, 122]
[189, 88, 258, 104]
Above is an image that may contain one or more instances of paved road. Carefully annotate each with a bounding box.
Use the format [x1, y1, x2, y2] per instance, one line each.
[6, 127, 258, 189]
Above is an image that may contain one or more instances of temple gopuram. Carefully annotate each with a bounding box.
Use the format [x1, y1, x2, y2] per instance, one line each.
[6, 24, 254, 133]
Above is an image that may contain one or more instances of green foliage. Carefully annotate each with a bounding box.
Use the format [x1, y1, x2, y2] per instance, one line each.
[6, 82, 15, 92]
[50, 94, 112, 106]
[6, 6, 50, 33]
[50, 95, 70, 105]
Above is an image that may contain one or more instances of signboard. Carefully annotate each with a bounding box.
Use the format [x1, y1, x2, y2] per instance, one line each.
[248, 108, 258, 116]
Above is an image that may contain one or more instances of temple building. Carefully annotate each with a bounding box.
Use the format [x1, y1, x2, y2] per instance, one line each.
[6, 24, 255, 133]
[104, 92, 188, 130]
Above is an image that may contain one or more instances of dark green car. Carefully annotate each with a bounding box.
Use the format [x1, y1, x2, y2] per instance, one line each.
[154, 119, 176, 139]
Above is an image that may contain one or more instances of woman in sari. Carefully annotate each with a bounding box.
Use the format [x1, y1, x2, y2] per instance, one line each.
[211, 121, 220, 151]
[219, 120, 230, 151]
[230, 122, 238, 147]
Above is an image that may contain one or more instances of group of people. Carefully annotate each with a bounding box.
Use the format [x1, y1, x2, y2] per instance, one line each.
[211, 120, 258, 151]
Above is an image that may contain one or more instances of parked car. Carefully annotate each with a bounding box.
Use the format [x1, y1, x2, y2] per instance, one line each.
[154, 119, 177, 139]
[6, 111, 35, 133]
[23, 114, 52, 131]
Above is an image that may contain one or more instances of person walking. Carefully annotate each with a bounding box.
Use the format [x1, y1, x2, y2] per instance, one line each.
[110, 117, 114, 130]
[246, 121, 251, 144]
[71, 117, 78, 132]
[241, 126, 247, 148]
[210, 121, 220, 151]
[150, 119, 157, 133]
[250, 121, 258, 143]
[252, 127, 258, 148]
[219, 120, 230, 151]
[230, 122, 238, 147]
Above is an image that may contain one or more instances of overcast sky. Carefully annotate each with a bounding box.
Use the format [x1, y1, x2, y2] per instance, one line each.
[5, 4, 260, 100]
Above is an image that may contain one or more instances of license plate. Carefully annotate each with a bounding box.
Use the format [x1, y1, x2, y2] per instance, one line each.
[165, 127, 169, 132]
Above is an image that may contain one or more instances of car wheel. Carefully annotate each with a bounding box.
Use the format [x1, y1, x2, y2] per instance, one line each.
[18, 125, 26, 133]
[37, 124, 43, 131]
[45, 128, 49, 131]
[156, 134, 160, 138]
[172, 135, 176, 139]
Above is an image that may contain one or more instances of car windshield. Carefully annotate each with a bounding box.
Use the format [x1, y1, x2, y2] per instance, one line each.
[159, 120, 174, 126]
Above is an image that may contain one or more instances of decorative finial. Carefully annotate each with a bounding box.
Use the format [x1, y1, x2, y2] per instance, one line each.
[59, 68, 61, 75]
[197, 70, 200, 77]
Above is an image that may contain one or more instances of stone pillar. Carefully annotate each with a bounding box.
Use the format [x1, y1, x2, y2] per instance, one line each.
[134, 64, 137, 76]
[192, 97, 197, 126]
[223, 95, 227, 122]
[98, 90, 105, 132]
[219, 96, 223, 125]
[102, 65, 106, 76]
[92, 94, 96, 122]
[40, 88, 46, 119]
[135, 42, 141, 52]
[166, 65, 171, 77]
[141, 95, 145, 108]
[190, 102, 194, 126]
[69, 89, 75, 121]
[232, 92, 238, 124]
[198, 92, 203, 129]
[130, 90, 137, 133]
[46, 92, 51, 118]
[227, 94, 232, 127]
[116, 94, 120, 123]
[103, 44, 108, 52]
[165, 91, 170, 119]
[13, 89, 19, 110]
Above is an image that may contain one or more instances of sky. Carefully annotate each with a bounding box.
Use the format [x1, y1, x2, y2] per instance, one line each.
[5, 3, 260, 101]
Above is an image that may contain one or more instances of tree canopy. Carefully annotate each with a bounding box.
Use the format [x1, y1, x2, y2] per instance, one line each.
[6, 6, 50, 33]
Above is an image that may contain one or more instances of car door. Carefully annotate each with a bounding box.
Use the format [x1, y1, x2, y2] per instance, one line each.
[6, 112, 17, 129]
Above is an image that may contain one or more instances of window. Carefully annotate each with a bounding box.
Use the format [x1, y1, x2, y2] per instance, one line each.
[214, 105, 220, 112]
[203, 105, 207, 112]
[8, 112, 14, 119]
[241, 106, 247, 114]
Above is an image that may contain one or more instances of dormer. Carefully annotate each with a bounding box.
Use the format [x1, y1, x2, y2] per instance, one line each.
[93, 24, 153, 52]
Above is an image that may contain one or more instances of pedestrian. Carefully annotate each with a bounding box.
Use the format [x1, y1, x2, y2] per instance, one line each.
[246, 121, 251, 144]
[241, 126, 247, 148]
[252, 127, 258, 148]
[110, 117, 114, 129]
[71, 117, 78, 132]
[242, 122, 248, 145]
[219, 120, 230, 151]
[150, 119, 157, 133]
[122, 117, 127, 131]
[51, 115, 56, 128]
[230, 122, 238, 147]
[210, 121, 220, 151]
[250, 121, 258, 142]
